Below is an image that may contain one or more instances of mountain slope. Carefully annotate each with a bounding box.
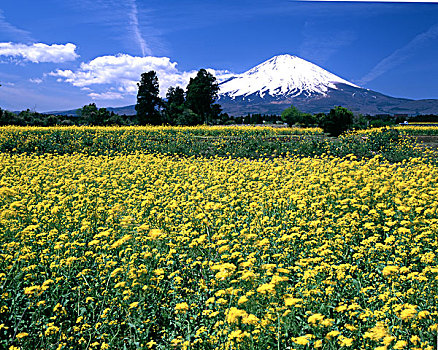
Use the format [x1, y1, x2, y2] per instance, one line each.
[218, 54, 438, 116]
[219, 54, 358, 99]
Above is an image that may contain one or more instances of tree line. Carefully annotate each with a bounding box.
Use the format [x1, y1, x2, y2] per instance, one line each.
[2, 70, 438, 134]
[135, 69, 226, 126]
[0, 106, 137, 127]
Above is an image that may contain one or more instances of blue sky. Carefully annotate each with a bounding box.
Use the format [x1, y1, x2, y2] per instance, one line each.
[0, 0, 438, 112]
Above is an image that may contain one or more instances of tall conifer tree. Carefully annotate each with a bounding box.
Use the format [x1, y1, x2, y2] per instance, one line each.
[135, 71, 162, 125]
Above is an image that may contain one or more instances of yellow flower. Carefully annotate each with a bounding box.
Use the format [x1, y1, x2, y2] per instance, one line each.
[110, 267, 123, 278]
[410, 335, 420, 345]
[205, 297, 215, 305]
[417, 310, 430, 319]
[393, 340, 408, 349]
[16, 332, 28, 339]
[382, 265, 399, 276]
[325, 330, 340, 339]
[344, 324, 357, 331]
[308, 313, 325, 325]
[238, 296, 248, 305]
[24, 285, 41, 295]
[175, 302, 189, 313]
[256, 283, 276, 294]
[242, 314, 259, 325]
[110, 234, 133, 249]
[363, 323, 387, 341]
[400, 307, 417, 321]
[338, 335, 354, 347]
[226, 307, 248, 324]
[284, 297, 302, 307]
[229, 329, 249, 342]
[129, 302, 139, 309]
[292, 334, 314, 345]
[146, 340, 157, 348]
[148, 229, 162, 239]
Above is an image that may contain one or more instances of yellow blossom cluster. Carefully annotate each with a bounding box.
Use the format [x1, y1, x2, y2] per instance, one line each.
[0, 136, 437, 349]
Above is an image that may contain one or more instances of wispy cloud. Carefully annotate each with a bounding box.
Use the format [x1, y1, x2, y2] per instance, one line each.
[299, 22, 356, 65]
[0, 42, 79, 63]
[50, 54, 233, 100]
[0, 10, 33, 41]
[360, 22, 438, 84]
[89, 91, 124, 100]
[69, 0, 160, 56]
[129, 0, 151, 56]
[29, 78, 43, 84]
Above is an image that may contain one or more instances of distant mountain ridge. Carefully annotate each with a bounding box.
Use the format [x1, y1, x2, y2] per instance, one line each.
[48, 54, 438, 116]
[217, 54, 438, 116]
[48, 106, 137, 117]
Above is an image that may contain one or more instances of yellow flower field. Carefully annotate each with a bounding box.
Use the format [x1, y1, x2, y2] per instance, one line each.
[0, 138, 437, 349]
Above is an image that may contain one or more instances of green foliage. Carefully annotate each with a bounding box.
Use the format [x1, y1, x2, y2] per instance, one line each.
[185, 69, 220, 124]
[163, 86, 202, 126]
[281, 105, 300, 126]
[281, 105, 315, 126]
[173, 108, 202, 126]
[0, 108, 77, 126]
[352, 114, 369, 130]
[0, 126, 432, 164]
[166, 86, 185, 107]
[79, 103, 113, 126]
[320, 106, 354, 137]
[135, 71, 163, 125]
[0, 107, 138, 127]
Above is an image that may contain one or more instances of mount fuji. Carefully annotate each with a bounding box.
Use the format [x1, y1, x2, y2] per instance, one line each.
[49, 54, 438, 117]
[218, 54, 438, 116]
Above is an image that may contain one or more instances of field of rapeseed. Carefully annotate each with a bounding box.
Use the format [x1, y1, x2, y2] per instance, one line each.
[1, 126, 438, 350]
[0, 126, 322, 158]
[0, 125, 431, 163]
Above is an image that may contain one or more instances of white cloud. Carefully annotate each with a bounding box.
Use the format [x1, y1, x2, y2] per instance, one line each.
[89, 91, 124, 100]
[299, 22, 356, 65]
[65, 1, 163, 56]
[29, 78, 43, 84]
[0, 42, 79, 63]
[0, 10, 33, 41]
[360, 23, 438, 84]
[128, 0, 150, 56]
[50, 54, 234, 100]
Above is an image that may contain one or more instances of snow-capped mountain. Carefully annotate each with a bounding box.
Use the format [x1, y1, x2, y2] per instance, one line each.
[50, 54, 438, 117]
[219, 54, 358, 100]
[218, 54, 438, 116]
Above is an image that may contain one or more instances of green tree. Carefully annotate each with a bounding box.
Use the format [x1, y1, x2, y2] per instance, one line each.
[166, 86, 185, 107]
[300, 113, 316, 126]
[135, 71, 163, 125]
[164, 86, 185, 125]
[0, 108, 16, 126]
[281, 105, 303, 126]
[79, 103, 110, 125]
[321, 106, 354, 137]
[185, 69, 220, 124]
[174, 108, 201, 126]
